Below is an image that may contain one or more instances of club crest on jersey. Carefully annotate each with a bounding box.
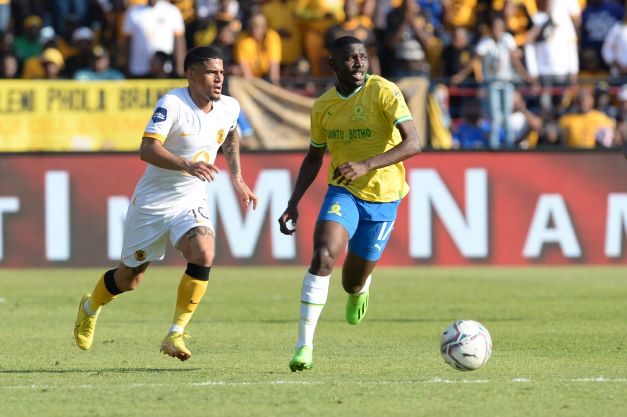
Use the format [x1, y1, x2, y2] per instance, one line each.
[152, 107, 167, 123]
[134, 250, 146, 261]
[216, 129, 226, 144]
[351, 104, 367, 121]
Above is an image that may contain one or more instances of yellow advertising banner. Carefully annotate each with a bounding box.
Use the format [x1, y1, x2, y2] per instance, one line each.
[0, 79, 186, 151]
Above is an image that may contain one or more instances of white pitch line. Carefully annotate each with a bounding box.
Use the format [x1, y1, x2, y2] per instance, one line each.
[3, 377, 627, 390]
[572, 377, 627, 383]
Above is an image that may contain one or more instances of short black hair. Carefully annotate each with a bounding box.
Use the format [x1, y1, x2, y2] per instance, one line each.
[329, 36, 364, 54]
[184, 46, 223, 71]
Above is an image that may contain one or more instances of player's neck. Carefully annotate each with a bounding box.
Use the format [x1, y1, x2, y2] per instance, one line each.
[336, 81, 365, 98]
[187, 88, 214, 113]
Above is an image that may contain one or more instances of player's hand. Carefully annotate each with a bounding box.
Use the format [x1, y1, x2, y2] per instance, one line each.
[233, 177, 258, 210]
[333, 161, 369, 186]
[185, 161, 220, 182]
[278, 206, 298, 235]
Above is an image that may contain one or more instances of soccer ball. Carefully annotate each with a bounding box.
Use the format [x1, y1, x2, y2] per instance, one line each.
[440, 320, 492, 371]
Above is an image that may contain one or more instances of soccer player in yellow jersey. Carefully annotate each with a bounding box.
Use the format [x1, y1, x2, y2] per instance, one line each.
[278, 36, 422, 371]
[73, 46, 258, 361]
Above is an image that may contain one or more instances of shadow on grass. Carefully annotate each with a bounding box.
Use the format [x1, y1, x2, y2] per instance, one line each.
[0, 367, 202, 374]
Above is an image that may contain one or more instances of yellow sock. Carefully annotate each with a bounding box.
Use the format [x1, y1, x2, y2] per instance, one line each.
[89, 269, 121, 311]
[172, 273, 208, 329]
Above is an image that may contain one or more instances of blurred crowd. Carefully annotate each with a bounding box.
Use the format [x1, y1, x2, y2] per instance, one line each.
[0, 0, 625, 150]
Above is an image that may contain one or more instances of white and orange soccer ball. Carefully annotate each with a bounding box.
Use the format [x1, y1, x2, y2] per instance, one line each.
[440, 320, 492, 371]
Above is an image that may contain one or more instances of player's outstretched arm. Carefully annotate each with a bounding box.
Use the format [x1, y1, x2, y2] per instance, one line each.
[223, 129, 258, 209]
[140, 137, 219, 182]
[333, 120, 421, 185]
[278, 144, 326, 235]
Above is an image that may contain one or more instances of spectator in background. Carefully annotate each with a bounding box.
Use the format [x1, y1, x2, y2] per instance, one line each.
[262, 0, 304, 77]
[148, 50, 174, 78]
[601, 9, 627, 77]
[0, 52, 18, 78]
[446, 27, 478, 85]
[504, 0, 537, 47]
[324, 0, 380, 75]
[14, 15, 43, 62]
[210, 19, 241, 76]
[63, 26, 95, 77]
[234, 10, 281, 85]
[445, 27, 477, 118]
[452, 100, 489, 149]
[123, 0, 186, 78]
[594, 81, 619, 119]
[195, 0, 239, 22]
[617, 85, 627, 146]
[509, 90, 542, 149]
[0, 30, 14, 57]
[295, 0, 344, 76]
[581, 0, 623, 72]
[385, 0, 433, 78]
[558, 87, 615, 148]
[525, 0, 581, 86]
[443, 0, 478, 32]
[74, 45, 125, 80]
[47, 0, 89, 34]
[193, 0, 241, 47]
[0, 0, 10, 33]
[579, 44, 609, 76]
[475, 14, 534, 149]
[51, 14, 81, 61]
[21, 47, 65, 79]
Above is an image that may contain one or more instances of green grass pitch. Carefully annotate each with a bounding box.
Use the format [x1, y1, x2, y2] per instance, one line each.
[1, 266, 626, 417]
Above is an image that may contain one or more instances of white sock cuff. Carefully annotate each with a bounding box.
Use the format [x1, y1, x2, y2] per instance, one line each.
[301, 272, 330, 305]
[169, 324, 185, 334]
[358, 275, 372, 294]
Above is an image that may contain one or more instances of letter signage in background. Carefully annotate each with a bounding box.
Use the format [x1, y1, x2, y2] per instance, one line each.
[0, 153, 625, 267]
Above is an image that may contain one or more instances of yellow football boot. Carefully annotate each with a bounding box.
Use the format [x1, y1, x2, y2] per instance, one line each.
[160, 332, 192, 361]
[74, 294, 100, 350]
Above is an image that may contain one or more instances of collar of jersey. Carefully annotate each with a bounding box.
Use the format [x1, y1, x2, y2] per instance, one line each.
[335, 74, 369, 99]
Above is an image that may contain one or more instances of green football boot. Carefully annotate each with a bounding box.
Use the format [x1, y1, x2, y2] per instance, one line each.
[346, 291, 369, 325]
[289, 345, 313, 372]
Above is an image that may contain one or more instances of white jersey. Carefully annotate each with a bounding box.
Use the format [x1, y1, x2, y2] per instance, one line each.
[132, 87, 240, 210]
[122, 0, 185, 76]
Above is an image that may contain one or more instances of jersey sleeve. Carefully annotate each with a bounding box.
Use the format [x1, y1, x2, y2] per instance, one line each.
[143, 95, 178, 143]
[228, 98, 241, 132]
[380, 83, 413, 127]
[309, 102, 327, 148]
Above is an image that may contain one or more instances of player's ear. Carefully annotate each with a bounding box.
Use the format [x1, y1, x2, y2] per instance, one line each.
[328, 55, 336, 72]
[185, 66, 195, 83]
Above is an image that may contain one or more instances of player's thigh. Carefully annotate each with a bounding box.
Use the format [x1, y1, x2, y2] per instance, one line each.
[348, 219, 396, 262]
[342, 250, 377, 285]
[314, 186, 358, 259]
[313, 220, 350, 258]
[120, 204, 169, 267]
[170, 202, 215, 265]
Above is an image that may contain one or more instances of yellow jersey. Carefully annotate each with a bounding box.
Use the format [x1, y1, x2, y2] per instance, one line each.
[559, 111, 615, 149]
[234, 29, 282, 77]
[311, 75, 413, 202]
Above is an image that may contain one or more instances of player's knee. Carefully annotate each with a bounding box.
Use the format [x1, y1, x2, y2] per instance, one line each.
[311, 245, 337, 275]
[188, 249, 214, 267]
[342, 281, 362, 295]
[118, 273, 143, 291]
[115, 265, 147, 291]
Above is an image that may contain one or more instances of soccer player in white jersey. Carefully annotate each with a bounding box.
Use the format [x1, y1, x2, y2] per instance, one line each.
[74, 46, 258, 361]
[278, 36, 421, 371]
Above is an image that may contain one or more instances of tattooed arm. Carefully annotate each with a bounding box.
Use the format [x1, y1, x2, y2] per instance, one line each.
[223, 128, 259, 209]
[222, 128, 243, 179]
